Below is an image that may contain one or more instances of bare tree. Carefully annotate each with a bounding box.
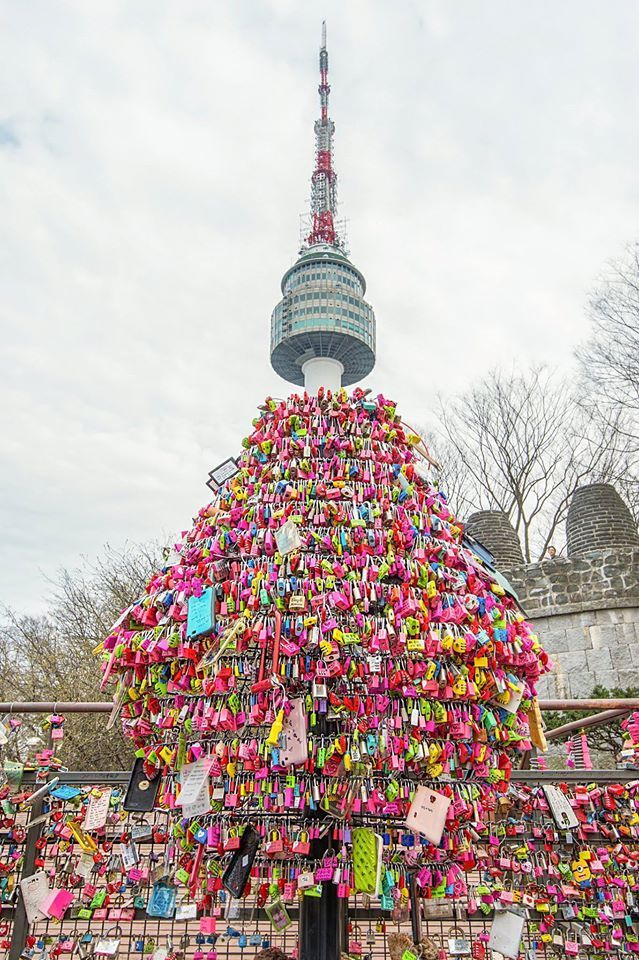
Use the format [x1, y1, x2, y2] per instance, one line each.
[432, 367, 630, 562]
[577, 243, 639, 515]
[0, 542, 160, 770]
[578, 243, 639, 431]
[421, 430, 477, 523]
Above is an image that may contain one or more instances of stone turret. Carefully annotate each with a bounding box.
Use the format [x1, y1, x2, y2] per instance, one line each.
[566, 483, 639, 559]
[465, 510, 524, 568]
[489, 483, 639, 700]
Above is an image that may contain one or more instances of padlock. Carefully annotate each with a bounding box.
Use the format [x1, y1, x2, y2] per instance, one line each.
[223, 828, 240, 852]
[265, 829, 284, 855]
[292, 830, 311, 855]
[312, 680, 327, 699]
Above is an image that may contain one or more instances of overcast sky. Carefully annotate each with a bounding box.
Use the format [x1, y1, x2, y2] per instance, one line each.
[2, 0, 638, 614]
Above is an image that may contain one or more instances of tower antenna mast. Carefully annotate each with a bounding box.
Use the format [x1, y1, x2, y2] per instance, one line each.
[307, 20, 339, 247]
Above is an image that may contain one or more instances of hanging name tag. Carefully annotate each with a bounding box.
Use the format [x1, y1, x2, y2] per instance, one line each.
[19, 871, 50, 923]
[4, 760, 24, 789]
[542, 785, 579, 831]
[179, 758, 213, 806]
[186, 587, 215, 639]
[488, 908, 526, 959]
[207, 457, 240, 491]
[279, 698, 308, 767]
[275, 519, 302, 556]
[494, 676, 525, 714]
[119, 841, 140, 870]
[146, 881, 177, 919]
[175, 903, 197, 921]
[448, 931, 471, 956]
[265, 898, 292, 931]
[404, 786, 451, 845]
[179, 757, 214, 817]
[84, 789, 112, 831]
[182, 782, 212, 819]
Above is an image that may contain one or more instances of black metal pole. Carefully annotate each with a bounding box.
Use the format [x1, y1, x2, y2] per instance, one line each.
[300, 829, 342, 960]
[299, 714, 343, 960]
[10, 792, 45, 960]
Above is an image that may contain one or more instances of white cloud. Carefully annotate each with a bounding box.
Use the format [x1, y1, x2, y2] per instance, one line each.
[1, 0, 638, 611]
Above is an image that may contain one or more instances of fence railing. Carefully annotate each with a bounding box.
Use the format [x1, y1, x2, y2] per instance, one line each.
[4, 766, 639, 960]
[4, 697, 639, 960]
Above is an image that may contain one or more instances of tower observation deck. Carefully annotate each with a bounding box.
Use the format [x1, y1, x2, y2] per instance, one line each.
[270, 23, 376, 392]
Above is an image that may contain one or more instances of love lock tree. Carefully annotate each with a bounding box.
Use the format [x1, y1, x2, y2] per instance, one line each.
[96, 387, 550, 960]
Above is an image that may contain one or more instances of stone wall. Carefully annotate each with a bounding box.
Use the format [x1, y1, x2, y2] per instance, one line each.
[506, 549, 639, 619]
[529, 607, 639, 699]
[504, 548, 639, 699]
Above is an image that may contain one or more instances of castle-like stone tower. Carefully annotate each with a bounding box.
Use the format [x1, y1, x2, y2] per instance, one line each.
[466, 484, 639, 698]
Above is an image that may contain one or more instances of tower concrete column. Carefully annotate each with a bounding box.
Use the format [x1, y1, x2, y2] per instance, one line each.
[302, 357, 344, 394]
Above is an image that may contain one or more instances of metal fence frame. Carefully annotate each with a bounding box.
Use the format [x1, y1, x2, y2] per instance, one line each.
[5, 698, 639, 960]
[7, 765, 639, 960]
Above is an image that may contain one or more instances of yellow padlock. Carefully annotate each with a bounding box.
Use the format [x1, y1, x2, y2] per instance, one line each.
[453, 676, 467, 696]
[441, 632, 454, 652]
[266, 708, 284, 747]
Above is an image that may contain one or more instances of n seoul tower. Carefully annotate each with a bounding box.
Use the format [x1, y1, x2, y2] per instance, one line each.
[270, 23, 376, 394]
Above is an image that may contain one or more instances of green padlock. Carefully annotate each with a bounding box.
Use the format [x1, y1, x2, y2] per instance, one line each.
[385, 780, 399, 802]
[90, 890, 107, 909]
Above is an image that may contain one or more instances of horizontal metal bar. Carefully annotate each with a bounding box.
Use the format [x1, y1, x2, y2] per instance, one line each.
[22, 770, 130, 785]
[18, 768, 639, 788]
[0, 702, 112, 713]
[511, 768, 639, 783]
[539, 698, 639, 710]
[4, 697, 639, 716]
[545, 708, 631, 741]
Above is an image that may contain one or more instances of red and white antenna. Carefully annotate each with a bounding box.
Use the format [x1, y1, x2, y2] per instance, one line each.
[306, 21, 340, 248]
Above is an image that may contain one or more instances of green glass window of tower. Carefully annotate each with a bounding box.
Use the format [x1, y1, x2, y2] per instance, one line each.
[270, 248, 376, 387]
